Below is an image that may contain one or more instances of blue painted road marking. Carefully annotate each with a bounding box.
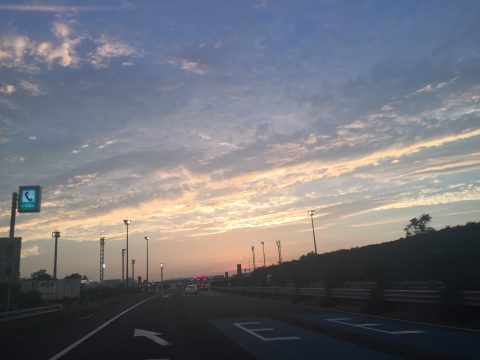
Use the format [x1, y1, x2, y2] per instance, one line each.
[298, 312, 480, 360]
[210, 317, 400, 360]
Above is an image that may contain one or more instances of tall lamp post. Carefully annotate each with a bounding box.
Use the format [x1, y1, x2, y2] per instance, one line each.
[251, 245, 256, 270]
[261, 241, 266, 267]
[100, 236, 106, 284]
[52, 231, 60, 279]
[160, 262, 164, 282]
[123, 219, 131, 287]
[308, 210, 318, 254]
[132, 259, 135, 285]
[121, 248, 126, 285]
[144, 236, 149, 285]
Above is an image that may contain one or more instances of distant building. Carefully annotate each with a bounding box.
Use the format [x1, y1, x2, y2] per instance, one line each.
[0, 237, 21, 283]
[103, 279, 122, 287]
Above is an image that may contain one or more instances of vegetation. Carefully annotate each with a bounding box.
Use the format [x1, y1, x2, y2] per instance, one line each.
[247, 221, 480, 291]
[404, 213, 434, 237]
[30, 269, 52, 280]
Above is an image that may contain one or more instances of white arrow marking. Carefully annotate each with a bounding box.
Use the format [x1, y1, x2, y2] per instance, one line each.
[134, 329, 170, 346]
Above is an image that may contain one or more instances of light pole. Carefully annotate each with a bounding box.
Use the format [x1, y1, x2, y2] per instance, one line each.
[52, 231, 60, 279]
[132, 259, 135, 285]
[100, 236, 106, 284]
[123, 219, 131, 287]
[121, 248, 126, 285]
[144, 236, 149, 285]
[261, 241, 266, 267]
[160, 262, 164, 282]
[308, 209, 318, 254]
[251, 245, 256, 270]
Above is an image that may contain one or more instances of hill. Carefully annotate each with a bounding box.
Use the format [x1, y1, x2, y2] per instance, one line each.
[250, 222, 480, 290]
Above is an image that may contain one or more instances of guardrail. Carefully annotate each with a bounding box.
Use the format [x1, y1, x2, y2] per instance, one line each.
[213, 286, 480, 307]
[0, 304, 63, 322]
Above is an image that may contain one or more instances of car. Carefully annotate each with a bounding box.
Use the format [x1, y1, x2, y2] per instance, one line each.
[185, 284, 198, 295]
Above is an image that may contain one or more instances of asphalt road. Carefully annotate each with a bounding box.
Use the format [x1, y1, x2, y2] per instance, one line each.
[1, 288, 480, 359]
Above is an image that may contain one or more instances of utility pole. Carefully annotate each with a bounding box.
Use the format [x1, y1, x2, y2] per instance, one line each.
[100, 237, 106, 284]
[251, 245, 256, 270]
[308, 209, 318, 254]
[52, 231, 60, 279]
[261, 241, 266, 267]
[121, 248, 126, 285]
[276, 240, 282, 264]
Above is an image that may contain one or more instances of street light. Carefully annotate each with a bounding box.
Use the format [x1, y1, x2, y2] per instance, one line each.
[100, 236, 106, 284]
[251, 246, 257, 270]
[123, 219, 131, 287]
[121, 248, 126, 285]
[144, 236, 149, 285]
[160, 262, 164, 282]
[308, 210, 318, 254]
[132, 259, 135, 285]
[52, 231, 60, 279]
[261, 241, 266, 267]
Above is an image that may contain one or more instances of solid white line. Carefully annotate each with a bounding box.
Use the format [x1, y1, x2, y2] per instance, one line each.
[325, 318, 425, 335]
[233, 322, 301, 342]
[49, 295, 159, 360]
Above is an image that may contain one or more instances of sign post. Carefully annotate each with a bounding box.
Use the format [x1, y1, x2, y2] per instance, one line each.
[2, 186, 42, 311]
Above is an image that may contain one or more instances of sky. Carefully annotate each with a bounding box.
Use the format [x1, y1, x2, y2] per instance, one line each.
[0, 0, 479, 282]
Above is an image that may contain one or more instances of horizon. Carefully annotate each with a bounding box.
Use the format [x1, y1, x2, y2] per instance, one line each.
[0, 1, 479, 281]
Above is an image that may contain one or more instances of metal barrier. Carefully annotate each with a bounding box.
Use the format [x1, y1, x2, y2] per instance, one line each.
[463, 291, 480, 307]
[383, 290, 441, 304]
[0, 304, 63, 322]
[213, 286, 480, 307]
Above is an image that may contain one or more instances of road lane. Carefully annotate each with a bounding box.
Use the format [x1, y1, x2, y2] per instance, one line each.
[3, 288, 480, 359]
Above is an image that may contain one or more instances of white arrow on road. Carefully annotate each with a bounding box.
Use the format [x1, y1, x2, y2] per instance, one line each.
[134, 329, 170, 346]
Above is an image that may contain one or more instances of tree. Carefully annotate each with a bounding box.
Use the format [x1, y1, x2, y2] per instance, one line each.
[65, 273, 82, 279]
[31, 269, 52, 280]
[404, 213, 434, 237]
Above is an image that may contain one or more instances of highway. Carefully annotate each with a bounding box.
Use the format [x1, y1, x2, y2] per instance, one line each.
[1, 288, 480, 359]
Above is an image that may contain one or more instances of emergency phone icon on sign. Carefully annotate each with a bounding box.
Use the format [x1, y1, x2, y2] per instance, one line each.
[18, 186, 42, 213]
[22, 191, 35, 202]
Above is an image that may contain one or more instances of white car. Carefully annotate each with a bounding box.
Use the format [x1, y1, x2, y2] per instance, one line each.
[185, 284, 198, 295]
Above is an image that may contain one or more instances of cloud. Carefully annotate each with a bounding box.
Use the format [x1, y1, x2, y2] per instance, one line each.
[0, 83, 15, 94]
[412, 76, 458, 96]
[21, 245, 40, 259]
[90, 35, 142, 69]
[0, 21, 140, 71]
[374, 185, 480, 211]
[0, 21, 81, 70]
[0, 35, 31, 69]
[19, 80, 44, 96]
[167, 58, 206, 75]
[0, 4, 117, 12]
[35, 21, 81, 68]
[255, 0, 269, 9]
[97, 138, 118, 150]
